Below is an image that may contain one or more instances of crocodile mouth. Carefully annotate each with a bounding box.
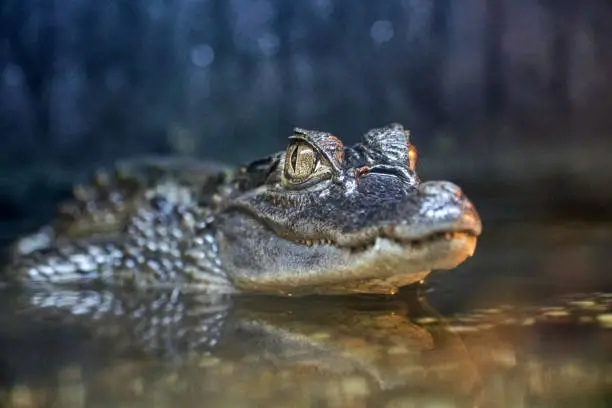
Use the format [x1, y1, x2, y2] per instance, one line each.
[294, 229, 479, 252]
[218, 211, 480, 295]
[240, 229, 479, 295]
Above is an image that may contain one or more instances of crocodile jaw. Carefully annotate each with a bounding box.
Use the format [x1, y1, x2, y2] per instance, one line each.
[319, 233, 477, 295]
[218, 225, 478, 296]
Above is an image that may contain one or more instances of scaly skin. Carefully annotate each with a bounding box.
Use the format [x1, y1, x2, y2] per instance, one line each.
[3, 124, 482, 295]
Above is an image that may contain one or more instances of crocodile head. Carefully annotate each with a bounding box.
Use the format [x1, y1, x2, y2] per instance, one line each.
[215, 123, 482, 295]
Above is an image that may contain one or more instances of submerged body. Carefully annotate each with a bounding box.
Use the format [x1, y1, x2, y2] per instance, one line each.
[4, 124, 481, 295]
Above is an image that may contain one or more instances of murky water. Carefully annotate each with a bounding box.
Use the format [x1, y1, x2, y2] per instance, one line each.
[0, 222, 611, 408]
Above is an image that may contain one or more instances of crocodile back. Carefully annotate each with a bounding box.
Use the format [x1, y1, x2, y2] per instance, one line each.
[10, 156, 234, 258]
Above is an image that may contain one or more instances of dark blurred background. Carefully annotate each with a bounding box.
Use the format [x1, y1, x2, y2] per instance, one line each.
[1, 0, 612, 237]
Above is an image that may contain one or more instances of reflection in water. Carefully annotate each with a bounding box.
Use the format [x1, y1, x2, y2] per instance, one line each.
[0, 287, 611, 407]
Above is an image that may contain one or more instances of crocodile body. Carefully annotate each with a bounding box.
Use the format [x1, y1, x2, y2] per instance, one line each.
[4, 124, 481, 295]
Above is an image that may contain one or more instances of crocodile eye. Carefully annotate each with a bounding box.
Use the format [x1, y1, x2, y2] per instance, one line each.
[282, 140, 333, 188]
[286, 142, 318, 180]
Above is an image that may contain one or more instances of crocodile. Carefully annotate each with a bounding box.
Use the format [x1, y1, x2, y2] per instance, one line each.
[3, 123, 482, 295]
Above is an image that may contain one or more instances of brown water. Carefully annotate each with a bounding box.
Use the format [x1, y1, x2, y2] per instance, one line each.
[0, 222, 611, 408]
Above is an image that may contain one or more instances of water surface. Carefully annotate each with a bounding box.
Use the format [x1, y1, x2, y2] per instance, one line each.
[0, 222, 611, 408]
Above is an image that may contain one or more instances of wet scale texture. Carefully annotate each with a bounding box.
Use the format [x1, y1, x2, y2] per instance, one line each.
[15, 184, 232, 291]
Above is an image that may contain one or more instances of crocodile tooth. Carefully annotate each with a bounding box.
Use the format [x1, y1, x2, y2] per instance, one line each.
[306, 240, 313, 247]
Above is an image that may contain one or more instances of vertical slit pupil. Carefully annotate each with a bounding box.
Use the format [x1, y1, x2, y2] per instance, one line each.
[290, 145, 299, 170]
